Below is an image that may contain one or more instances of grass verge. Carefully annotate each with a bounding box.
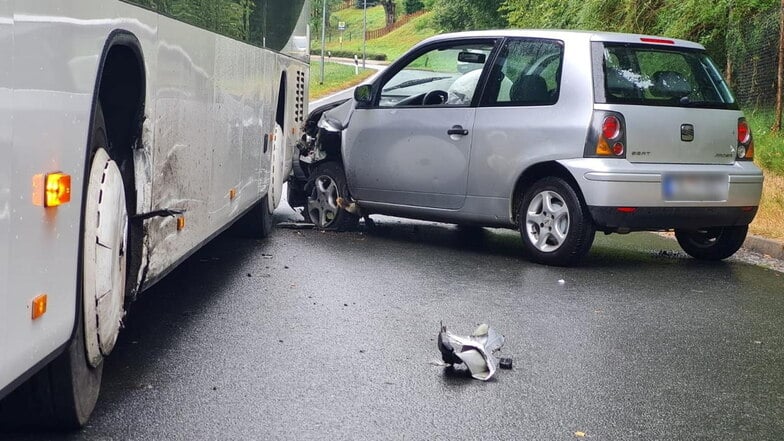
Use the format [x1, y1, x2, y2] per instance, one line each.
[745, 108, 784, 241]
[314, 11, 437, 63]
[310, 61, 375, 100]
[751, 172, 784, 240]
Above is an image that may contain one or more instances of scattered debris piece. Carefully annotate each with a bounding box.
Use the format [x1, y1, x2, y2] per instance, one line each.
[574, 431, 586, 438]
[284, 265, 289, 269]
[247, 273, 252, 277]
[558, 279, 565, 285]
[277, 222, 315, 230]
[261, 254, 273, 259]
[437, 323, 506, 381]
[654, 249, 681, 258]
[754, 340, 762, 344]
[337, 196, 375, 227]
[499, 358, 513, 370]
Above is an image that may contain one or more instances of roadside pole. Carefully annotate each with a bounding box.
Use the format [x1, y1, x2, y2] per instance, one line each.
[320, 0, 326, 84]
[362, 0, 367, 69]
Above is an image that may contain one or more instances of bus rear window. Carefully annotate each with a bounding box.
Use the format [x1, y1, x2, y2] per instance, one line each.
[597, 43, 738, 109]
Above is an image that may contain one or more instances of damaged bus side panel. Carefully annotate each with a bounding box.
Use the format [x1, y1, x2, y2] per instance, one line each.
[0, 0, 310, 428]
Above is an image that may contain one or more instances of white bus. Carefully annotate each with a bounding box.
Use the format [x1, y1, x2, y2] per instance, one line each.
[0, 0, 309, 429]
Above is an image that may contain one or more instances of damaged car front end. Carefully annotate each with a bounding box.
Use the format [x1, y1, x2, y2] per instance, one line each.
[290, 97, 363, 230]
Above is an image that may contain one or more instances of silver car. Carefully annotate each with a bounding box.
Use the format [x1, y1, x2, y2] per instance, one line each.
[290, 30, 763, 266]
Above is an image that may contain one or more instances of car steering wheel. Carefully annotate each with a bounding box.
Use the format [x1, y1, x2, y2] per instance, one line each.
[423, 90, 448, 105]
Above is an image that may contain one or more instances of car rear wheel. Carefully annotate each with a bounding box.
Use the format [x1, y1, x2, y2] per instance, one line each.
[307, 162, 358, 231]
[675, 226, 748, 261]
[518, 177, 595, 266]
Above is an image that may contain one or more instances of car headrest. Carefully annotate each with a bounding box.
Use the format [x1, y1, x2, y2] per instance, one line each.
[510, 74, 550, 104]
[650, 71, 691, 98]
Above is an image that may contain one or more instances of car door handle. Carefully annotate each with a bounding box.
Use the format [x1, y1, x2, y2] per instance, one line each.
[447, 125, 469, 136]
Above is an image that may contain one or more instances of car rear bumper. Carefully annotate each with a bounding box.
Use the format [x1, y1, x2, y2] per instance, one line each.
[589, 206, 757, 230]
[561, 158, 763, 205]
[559, 158, 763, 230]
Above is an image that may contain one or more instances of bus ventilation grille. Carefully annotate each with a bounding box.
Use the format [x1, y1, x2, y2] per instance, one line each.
[295, 70, 306, 124]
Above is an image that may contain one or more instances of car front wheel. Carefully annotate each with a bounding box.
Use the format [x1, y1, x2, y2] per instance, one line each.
[518, 177, 595, 266]
[675, 226, 748, 260]
[307, 162, 358, 231]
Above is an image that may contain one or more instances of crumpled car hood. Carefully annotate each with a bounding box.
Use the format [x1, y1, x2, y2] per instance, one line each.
[318, 98, 355, 132]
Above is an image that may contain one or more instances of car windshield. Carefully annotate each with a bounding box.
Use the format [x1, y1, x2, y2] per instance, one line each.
[599, 44, 738, 110]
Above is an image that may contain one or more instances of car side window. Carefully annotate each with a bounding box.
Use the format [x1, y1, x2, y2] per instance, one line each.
[484, 39, 564, 106]
[378, 42, 495, 108]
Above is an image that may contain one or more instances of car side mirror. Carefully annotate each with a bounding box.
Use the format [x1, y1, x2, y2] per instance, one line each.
[354, 84, 372, 108]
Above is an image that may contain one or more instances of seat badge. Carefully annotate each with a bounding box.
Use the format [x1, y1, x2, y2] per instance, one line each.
[681, 124, 694, 142]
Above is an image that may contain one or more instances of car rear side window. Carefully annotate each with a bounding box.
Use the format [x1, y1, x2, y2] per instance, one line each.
[483, 38, 564, 107]
[597, 43, 737, 109]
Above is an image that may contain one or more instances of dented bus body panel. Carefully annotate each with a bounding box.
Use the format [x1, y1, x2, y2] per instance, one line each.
[1, 0, 309, 402]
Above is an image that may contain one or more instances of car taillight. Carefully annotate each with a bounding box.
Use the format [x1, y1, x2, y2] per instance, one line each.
[584, 111, 627, 158]
[737, 117, 754, 160]
[602, 116, 621, 140]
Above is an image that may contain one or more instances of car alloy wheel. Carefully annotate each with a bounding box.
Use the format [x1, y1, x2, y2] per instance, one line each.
[308, 174, 340, 228]
[525, 190, 570, 253]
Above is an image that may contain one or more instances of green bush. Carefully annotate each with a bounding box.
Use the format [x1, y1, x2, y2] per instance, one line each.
[404, 0, 424, 14]
[311, 49, 387, 61]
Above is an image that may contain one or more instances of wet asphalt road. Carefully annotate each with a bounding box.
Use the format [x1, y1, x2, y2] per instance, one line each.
[6, 203, 784, 441]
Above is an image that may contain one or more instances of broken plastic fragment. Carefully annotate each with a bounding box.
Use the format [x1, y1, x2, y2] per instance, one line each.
[437, 323, 505, 381]
[499, 357, 513, 369]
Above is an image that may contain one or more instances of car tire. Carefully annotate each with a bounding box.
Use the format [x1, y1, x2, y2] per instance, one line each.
[675, 226, 748, 261]
[518, 177, 595, 266]
[306, 161, 358, 231]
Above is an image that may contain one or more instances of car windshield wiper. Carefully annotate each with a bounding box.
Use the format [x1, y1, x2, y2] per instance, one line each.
[383, 76, 450, 92]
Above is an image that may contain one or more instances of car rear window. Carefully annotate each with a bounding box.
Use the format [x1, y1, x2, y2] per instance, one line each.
[595, 43, 738, 110]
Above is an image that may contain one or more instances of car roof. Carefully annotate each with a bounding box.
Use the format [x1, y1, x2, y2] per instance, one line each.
[418, 29, 705, 51]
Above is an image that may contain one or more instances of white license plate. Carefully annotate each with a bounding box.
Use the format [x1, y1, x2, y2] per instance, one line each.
[662, 174, 728, 202]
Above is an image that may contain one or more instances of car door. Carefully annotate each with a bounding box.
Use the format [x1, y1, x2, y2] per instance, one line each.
[343, 39, 497, 210]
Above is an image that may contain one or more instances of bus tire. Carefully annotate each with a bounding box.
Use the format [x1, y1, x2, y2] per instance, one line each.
[0, 300, 102, 431]
[0, 105, 116, 430]
[234, 194, 275, 239]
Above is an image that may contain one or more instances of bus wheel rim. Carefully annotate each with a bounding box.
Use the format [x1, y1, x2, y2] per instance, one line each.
[82, 148, 127, 368]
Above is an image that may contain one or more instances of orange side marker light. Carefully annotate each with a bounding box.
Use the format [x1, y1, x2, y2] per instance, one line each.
[33, 173, 71, 207]
[32, 294, 47, 320]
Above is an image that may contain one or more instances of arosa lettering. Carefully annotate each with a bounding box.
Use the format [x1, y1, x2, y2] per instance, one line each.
[122, 0, 307, 52]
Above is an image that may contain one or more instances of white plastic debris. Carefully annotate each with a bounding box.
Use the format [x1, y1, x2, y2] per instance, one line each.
[558, 279, 565, 285]
[437, 323, 505, 381]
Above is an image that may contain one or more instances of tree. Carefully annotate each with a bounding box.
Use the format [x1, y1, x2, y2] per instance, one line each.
[431, 0, 505, 32]
[379, 0, 397, 26]
[311, 0, 342, 40]
[404, 0, 425, 14]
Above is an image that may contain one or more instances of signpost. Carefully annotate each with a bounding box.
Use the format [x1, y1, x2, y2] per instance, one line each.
[338, 21, 346, 48]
